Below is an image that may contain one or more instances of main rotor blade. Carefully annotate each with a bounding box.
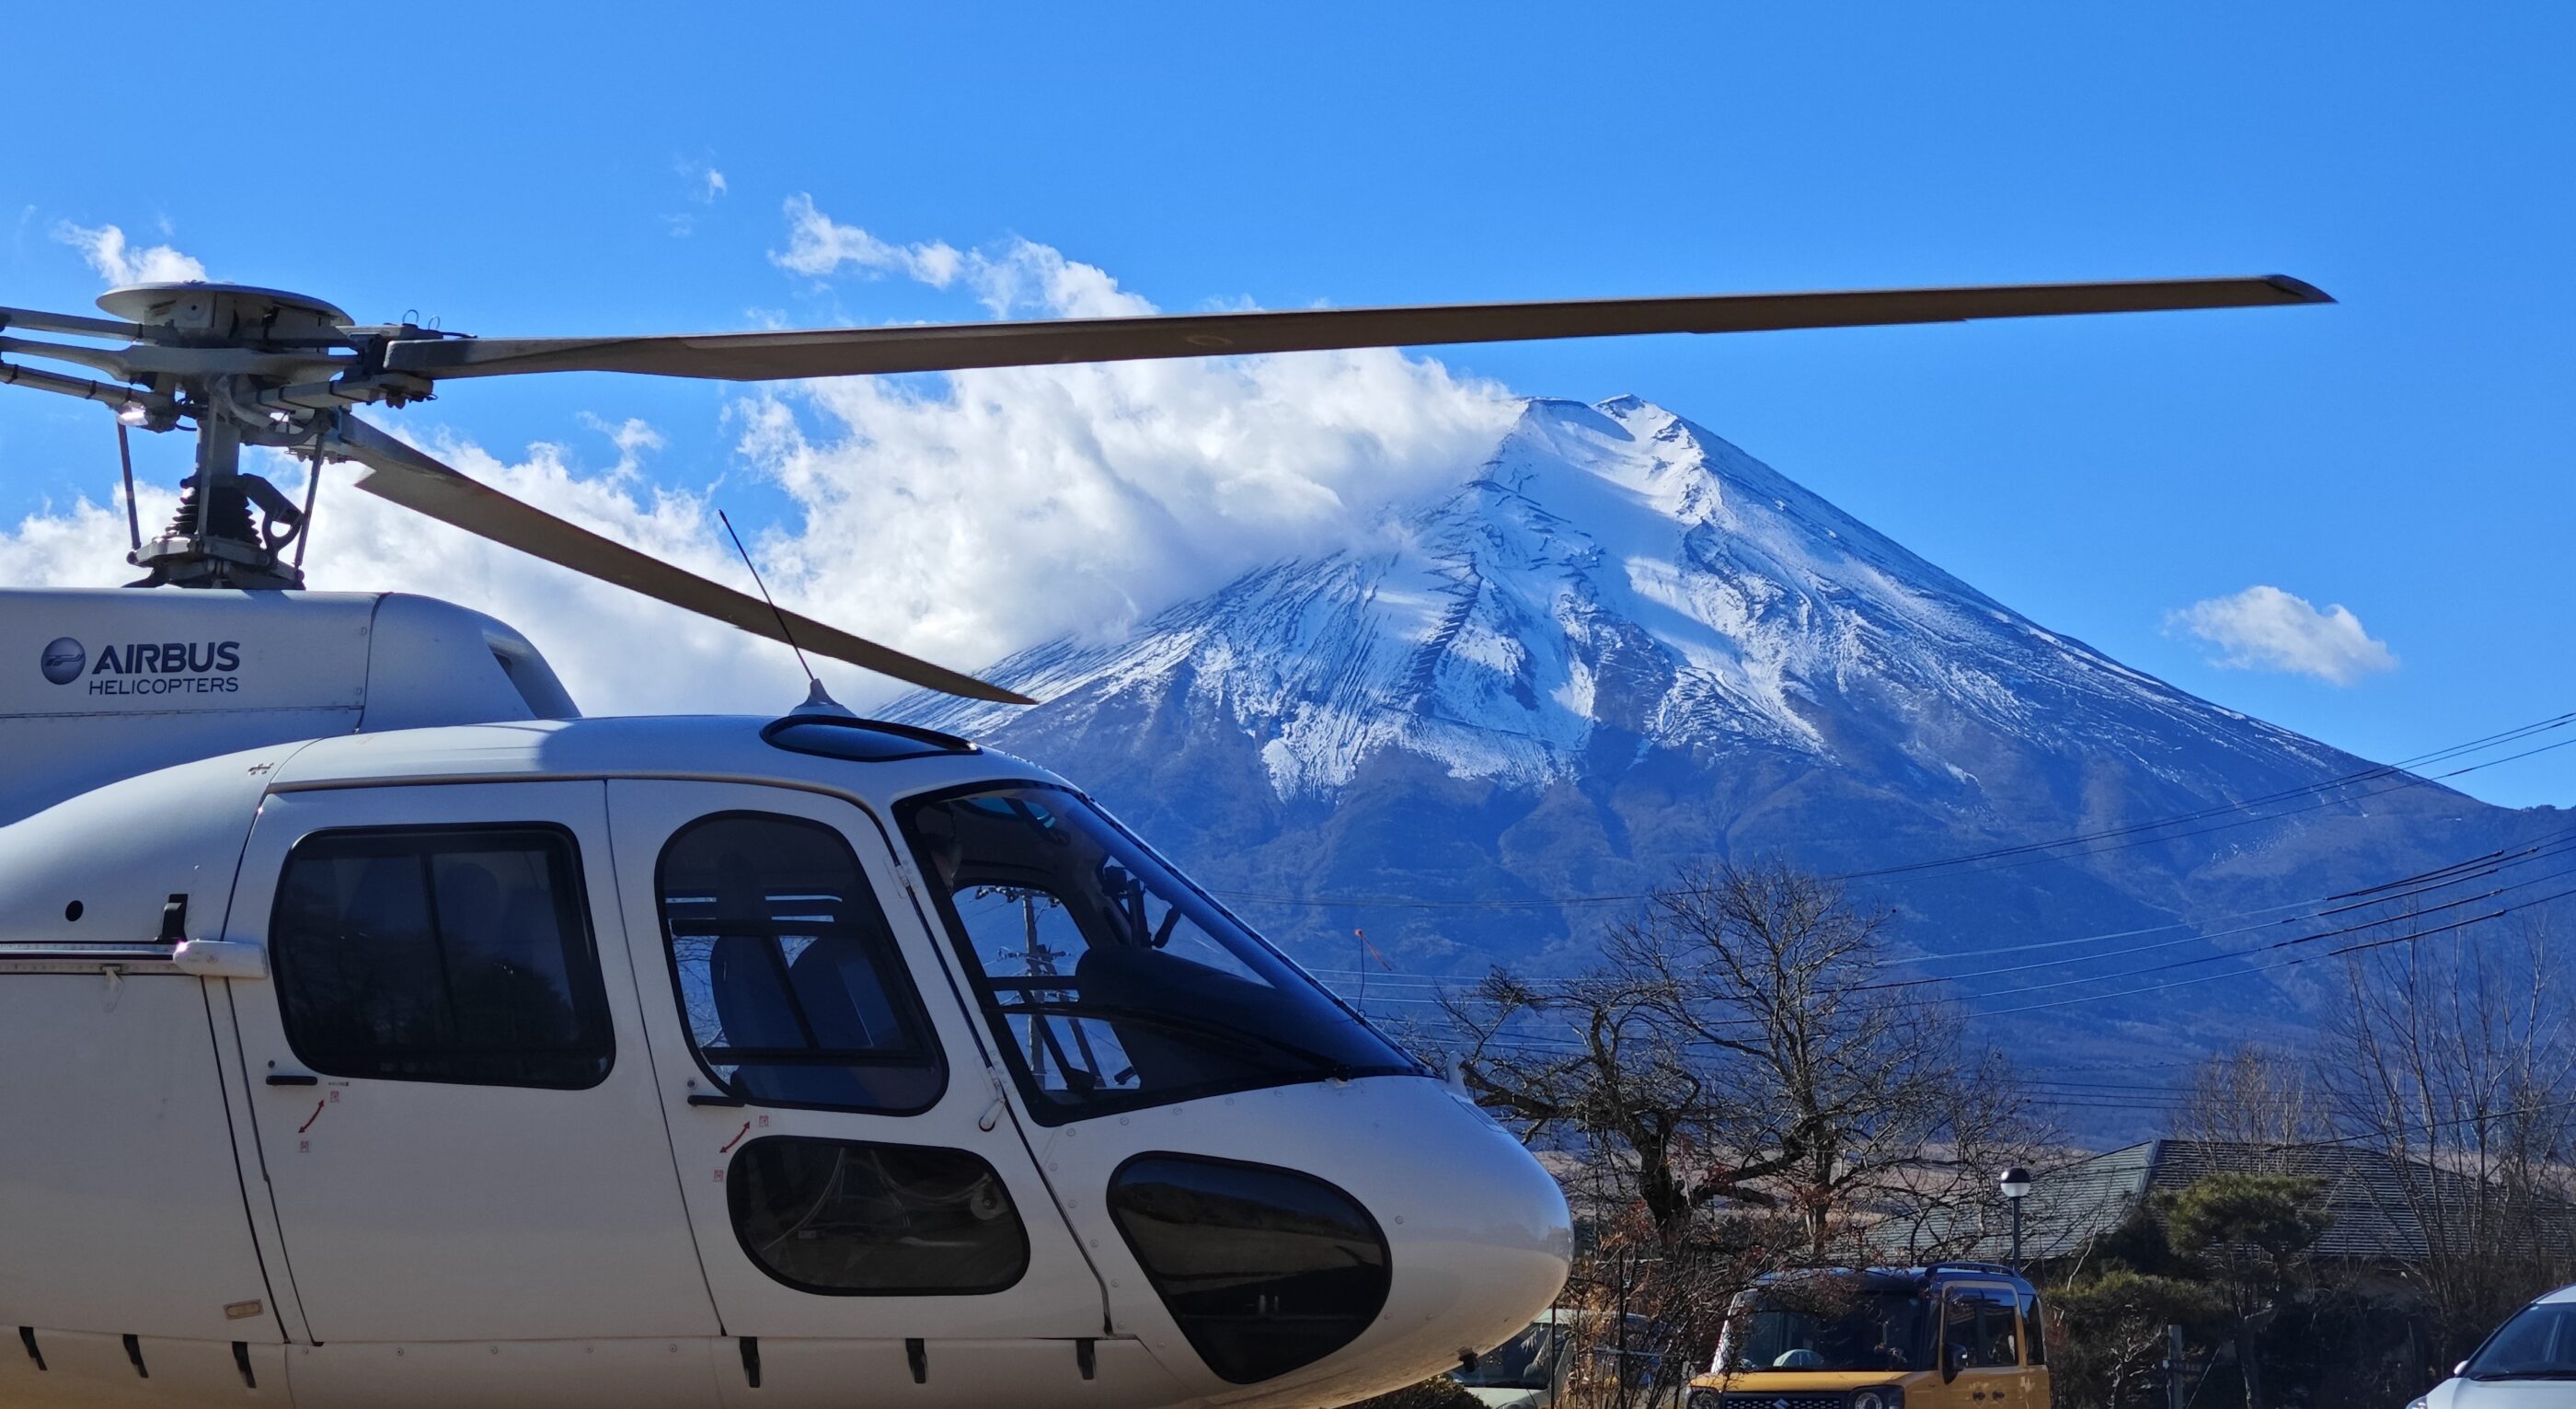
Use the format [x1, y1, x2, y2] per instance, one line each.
[384, 275, 2330, 384]
[322, 416, 1034, 705]
[0, 304, 150, 342]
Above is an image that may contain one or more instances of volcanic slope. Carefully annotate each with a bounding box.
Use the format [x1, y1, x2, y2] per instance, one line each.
[903, 396, 2559, 1073]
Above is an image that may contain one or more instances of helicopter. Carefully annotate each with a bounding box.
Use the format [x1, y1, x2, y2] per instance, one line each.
[0, 272, 2328, 1409]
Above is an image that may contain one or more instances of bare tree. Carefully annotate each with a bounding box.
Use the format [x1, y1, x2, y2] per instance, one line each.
[2320, 914, 2576, 1363]
[1445, 860, 2043, 1261]
[2177, 1044, 2332, 1154]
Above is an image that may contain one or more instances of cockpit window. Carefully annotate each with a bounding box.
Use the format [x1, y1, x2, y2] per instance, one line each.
[898, 784, 1417, 1123]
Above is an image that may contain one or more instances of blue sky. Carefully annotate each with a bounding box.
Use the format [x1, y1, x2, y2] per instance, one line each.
[4, 5, 2571, 806]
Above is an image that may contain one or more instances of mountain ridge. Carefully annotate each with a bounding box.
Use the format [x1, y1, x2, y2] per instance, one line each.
[897, 395, 2554, 1109]
[917, 395, 2353, 803]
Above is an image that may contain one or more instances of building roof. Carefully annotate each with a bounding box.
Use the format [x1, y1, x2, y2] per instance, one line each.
[1896, 1138, 2576, 1266]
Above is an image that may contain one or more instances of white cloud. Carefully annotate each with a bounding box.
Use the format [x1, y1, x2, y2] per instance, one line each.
[53, 221, 205, 285]
[740, 203, 1514, 675]
[666, 161, 729, 237]
[2168, 584, 2397, 685]
[0, 492, 146, 591]
[0, 210, 1517, 719]
[576, 413, 668, 472]
[772, 194, 966, 290]
[674, 157, 728, 204]
[769, 199, 1167, 322]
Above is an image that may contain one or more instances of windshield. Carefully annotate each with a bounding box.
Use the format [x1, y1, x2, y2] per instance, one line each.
[1457, 1314, 1664, 1392]
[899, 784, 1417, 1122]
[1456, 1321, 1567, 1390]
[1717, 1283, 1934, 1374]
[2465, 1303, 2576, 1379]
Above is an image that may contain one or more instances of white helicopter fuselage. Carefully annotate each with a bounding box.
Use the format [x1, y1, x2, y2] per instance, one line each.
[0, 590, 1570, 1409]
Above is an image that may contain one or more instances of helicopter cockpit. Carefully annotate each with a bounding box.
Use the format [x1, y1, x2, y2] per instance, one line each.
[903, 782, 1420, 1120]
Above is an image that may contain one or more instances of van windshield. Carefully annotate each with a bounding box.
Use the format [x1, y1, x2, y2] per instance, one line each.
[899, 784, 1417, 1122]
[1719, 1284, 1934, 1373]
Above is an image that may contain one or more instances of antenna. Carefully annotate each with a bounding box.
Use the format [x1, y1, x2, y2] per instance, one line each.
[717, 509, 817, 688]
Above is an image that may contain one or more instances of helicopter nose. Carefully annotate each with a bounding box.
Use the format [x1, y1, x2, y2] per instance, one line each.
[1098, 1080, 1570, 1406]
[1366, 1088, 1573, 1374]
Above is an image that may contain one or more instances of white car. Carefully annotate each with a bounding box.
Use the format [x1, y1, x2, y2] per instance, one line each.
[2413, 1284, 2576, 1408]
[1453, 1310, 1679, 1408]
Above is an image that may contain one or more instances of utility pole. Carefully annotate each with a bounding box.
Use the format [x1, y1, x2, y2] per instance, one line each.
[1614, 1246, 1631, 1406]
[2166, 1324, 2187, 1409]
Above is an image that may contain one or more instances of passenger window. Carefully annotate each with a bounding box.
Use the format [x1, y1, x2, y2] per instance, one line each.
[2021, 1290, 2048, 1366]
[1942, 1295, 1973, 1367]
[728, 1138, 1028, 1294]
[1983, 1293, 2021, 1366]
[271, 826, 612, 1088]
[1944, 1290, 2017, 1368]
[656, 813, 944, 1113]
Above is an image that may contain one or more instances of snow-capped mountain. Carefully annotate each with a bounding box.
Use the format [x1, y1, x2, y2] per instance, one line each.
[903, 397, 2550, 1074]
[927, 396, 2346, 798]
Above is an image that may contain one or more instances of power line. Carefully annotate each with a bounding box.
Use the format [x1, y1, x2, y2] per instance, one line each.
[1870, 850, 2576, 1000]
[2264, 1096, 2576, 1153]
[1311, 818, 2576, 1078]
[1961, 883, 2576, 1021]
[1317, 828, 2576, 1019]
[1330, 875, 2576, 1040]
[1296, 822, 2574, 986]
[1213, 709, 2576, 912]
[1923, 820, 2576, 963]
[1833, 722, 2576, 882]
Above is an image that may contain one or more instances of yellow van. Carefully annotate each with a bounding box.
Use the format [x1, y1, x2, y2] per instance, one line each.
[1685, 1262, 2053, 1409]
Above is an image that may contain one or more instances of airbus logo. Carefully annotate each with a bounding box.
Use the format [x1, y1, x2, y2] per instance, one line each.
[39, 637, 84, 686]
[37, 635, 245, 696]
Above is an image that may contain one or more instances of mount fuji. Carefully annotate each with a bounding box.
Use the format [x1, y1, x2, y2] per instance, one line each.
[901, 396, 2559, 1090]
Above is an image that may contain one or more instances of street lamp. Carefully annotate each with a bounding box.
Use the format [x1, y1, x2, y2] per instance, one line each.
[1999, 1166, 2033, 1271]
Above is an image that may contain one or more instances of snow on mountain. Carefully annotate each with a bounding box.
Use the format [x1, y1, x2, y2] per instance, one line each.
[920, 394, 2339, 803]
[901, 394, 2550, 1098]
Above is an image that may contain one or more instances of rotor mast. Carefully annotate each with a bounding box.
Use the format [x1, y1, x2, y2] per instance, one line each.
[3, 282, 442, 589]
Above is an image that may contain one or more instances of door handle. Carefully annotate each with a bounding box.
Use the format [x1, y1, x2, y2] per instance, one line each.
[264, 1072, 318, 1087]
[686, 1092, 745, 1108]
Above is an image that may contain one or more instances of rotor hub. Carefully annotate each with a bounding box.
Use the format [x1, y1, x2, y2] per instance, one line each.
[95, 283, 353, 347]
[62, 284, 366, 590]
